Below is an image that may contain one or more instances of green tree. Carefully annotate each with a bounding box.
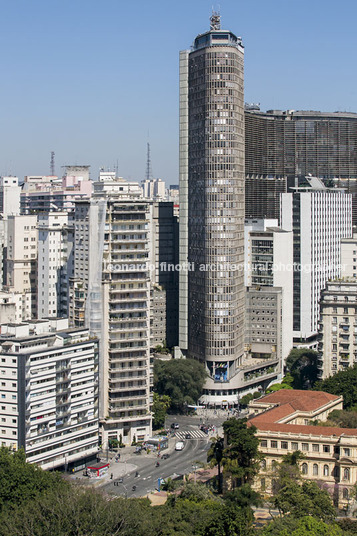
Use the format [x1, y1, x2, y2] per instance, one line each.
[326, 409, 357, 428]
[0, 447, 67, 513]
[178, 482, 215, 502]
[273, 480, 336, 521]
[152, 393, 171, 429]
[286, 348, 319, 389]
[315, 364, 357, 410]
[266, 373, 295, 393]
[207, 436, 224, 493]
[222, 418, 261, 488]
[154, 359, 207, 412]
[261, 515, 343, 536]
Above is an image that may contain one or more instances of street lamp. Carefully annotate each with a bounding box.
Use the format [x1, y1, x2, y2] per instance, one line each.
[192, 464, 197, 484]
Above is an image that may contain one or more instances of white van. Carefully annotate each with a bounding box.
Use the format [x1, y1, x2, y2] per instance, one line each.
[175, 441, 185, 451]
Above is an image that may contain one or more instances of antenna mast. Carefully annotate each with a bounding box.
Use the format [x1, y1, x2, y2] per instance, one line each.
[146, 142, 153, 181]
[210, 9, 221, 30]
[50, 151, 55, 176]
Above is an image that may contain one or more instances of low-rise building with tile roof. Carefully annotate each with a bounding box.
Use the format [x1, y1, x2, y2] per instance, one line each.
[246, 390, 356, 508]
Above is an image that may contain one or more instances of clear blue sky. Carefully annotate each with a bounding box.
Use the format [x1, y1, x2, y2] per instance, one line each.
[1, 0, 357, 184]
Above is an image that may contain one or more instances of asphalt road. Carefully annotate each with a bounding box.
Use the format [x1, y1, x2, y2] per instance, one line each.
[102, 415, 219, 498]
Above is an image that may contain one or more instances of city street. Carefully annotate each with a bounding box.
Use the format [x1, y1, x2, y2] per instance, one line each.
[72, 413, 234, 498]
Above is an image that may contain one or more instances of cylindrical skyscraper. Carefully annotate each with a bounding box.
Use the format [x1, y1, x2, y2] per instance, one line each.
[180, 14, 245, 406]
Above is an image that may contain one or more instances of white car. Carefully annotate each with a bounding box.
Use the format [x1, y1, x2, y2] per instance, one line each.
[175, 441, 185, 451]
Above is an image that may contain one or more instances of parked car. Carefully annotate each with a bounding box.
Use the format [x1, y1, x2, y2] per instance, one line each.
[175, 441, 185, 451]
[171, 423, 180, 430]
[161, 453, 170, 460]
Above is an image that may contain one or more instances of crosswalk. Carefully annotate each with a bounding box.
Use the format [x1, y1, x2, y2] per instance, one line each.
[174, 430, 209, 440]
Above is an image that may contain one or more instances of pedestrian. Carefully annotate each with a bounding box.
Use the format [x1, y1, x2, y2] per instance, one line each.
[110, 473, 113, 479]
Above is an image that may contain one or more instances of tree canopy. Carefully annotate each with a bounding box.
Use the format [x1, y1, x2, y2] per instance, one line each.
[152, 393, 171, 429]
[0, 447, 67, 513]
[261, 515, 343, 536]
[154, 358, 207, 412]
[314, 364, 357, 410]
[222, 418, 261, 487]
[286, 348, 319, 389]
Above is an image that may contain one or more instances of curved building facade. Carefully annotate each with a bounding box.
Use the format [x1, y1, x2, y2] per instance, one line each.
[181, 14, 245, 403]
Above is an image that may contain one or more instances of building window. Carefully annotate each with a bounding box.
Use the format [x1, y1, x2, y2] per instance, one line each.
[301, 463, 308, 475]
[281, 441, 288, 449]
[323, 465, 329, 476]
[343, 468, 350, 481]
[312, 444, 319, 452]
[323, 445, 330, 453]
[313, 464, 318, 476]
[343, 448, 350, 456]
[291, 442, 298, 450]
[343, 488, 349, 500]
[271, 440, 278, 448]
[301, 443, 309, 451]
[260, 478, 266, 491]
[260, 459, 266, 470]
[260, 440, 267, 447]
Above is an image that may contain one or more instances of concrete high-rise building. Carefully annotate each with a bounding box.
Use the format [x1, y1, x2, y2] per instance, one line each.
[20, 167, 92, 214]
[245, 108, 357, 224]
[245, 219, 294, 365]
[245, 176, 287, 222]
[318, 279, 357, 379]
[180, 14, 245, 405]
[70, 177, 152, 449]
[37, 212, 74, 319]
[6, 215, 38, 318]
[341, 234, 357, 279]
[281, 178, 352, 344]
[0, 319, 99, 471]
[142, 178, 166, 199]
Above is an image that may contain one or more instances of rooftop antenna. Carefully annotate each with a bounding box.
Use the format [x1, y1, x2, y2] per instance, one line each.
[50, 151, 55, 176]
[210, 7, 221, 30]
[146, 141, 153, 181]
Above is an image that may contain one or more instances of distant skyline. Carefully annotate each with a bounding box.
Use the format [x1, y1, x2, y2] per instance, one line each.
[1, 0, 357, 184]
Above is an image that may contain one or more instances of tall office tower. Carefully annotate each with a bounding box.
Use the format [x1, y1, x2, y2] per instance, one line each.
[180, 14, 245, 405]
[6, 215, 38, 319]
[245, 108, 357, 223]
[245, 176, 287, 222]
[281, 178, 352, 345]
[151, 201, 179, 348]
[70, 177, 152, 449]
[37, 212, 74, 319]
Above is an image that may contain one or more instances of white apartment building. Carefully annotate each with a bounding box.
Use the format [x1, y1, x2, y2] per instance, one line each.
[6, 215, 38, 318]
[245, 219, 293, 365]
[281, 178, 352, 343]
[70, 178, 152, 449]
[318, 279, 357, 379]
[341, 234, 357, 279]
[0, 176, 21, 289]
[0, 319, 99, 471]
[37, 212, 74, 319]
[0, 176, 21, 218]
[142, 178, 166, 199]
